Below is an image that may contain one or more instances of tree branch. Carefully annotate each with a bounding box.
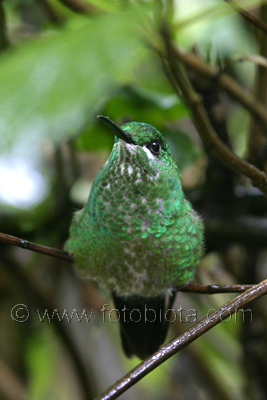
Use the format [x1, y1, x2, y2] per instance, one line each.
[247, 4, 267, 169]
[0, 231, 256, 294]
[178, 283, 253, 294]
[162, 46, 267, 132]
[224, 0, 267, 35]
[0, 232, 73, 262]
[93, 279, 267, 400]
[160, 29, 267, 197]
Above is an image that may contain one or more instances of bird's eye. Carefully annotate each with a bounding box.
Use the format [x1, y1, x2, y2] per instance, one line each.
[147, 140, 161, 155]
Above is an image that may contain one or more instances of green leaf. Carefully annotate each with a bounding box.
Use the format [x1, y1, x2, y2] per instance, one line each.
[0, 9, 146, 153]
[75, 85, 188, 151]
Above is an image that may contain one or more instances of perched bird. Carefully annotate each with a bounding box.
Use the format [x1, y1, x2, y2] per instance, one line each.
[65, 116, 204, 360]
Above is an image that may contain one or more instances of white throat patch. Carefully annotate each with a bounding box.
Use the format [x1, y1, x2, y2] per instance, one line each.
[142, 145, 155, 160]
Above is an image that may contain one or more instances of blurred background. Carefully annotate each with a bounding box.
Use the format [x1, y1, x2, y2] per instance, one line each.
[1, 0, 267, 399]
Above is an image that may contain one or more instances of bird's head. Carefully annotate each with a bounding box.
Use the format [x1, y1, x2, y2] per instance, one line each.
[97, 115, 179, 178]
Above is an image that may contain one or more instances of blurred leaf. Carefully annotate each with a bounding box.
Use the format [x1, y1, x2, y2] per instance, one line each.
[0, 8, 146, 154]
[75, 123, 114, 152]
[76, 85, 188, 151]
[104, 85, 186, 124]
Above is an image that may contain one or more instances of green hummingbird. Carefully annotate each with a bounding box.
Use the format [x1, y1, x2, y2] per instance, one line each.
[65, 116, 204, 360]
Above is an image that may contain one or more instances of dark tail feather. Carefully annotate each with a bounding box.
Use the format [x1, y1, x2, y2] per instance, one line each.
[112, 292, 176, 360]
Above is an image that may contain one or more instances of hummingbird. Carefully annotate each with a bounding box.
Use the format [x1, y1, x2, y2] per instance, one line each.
[65, 116, 204, 360]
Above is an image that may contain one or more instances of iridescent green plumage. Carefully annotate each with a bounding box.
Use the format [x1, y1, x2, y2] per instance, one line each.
[65, 116, 204, 358]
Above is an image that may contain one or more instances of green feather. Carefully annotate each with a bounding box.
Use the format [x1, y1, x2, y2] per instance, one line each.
[65, 118, 204, 297]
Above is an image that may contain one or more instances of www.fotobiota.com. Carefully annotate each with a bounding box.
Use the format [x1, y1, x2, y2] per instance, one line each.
[10, 303, 253, 324]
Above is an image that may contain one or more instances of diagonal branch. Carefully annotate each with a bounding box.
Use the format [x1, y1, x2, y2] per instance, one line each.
[160, 29, 267, 197]
[93, 279, 267, 400]
[224, 0, 267, 35]
[167, 47, 267, 132]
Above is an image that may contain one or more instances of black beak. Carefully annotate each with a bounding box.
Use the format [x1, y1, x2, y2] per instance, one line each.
[97, 115, 133, 144]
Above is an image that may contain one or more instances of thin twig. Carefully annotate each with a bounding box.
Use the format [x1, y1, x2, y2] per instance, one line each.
[163, 46, 267, 132]
[0, 232, 73, 262]
[224, 0, 267, 35]
[178, 283, 253, 294]
[93, 279, 267, 400]
[224, 54, 267, 70]
[0, 232, 256, 294]
[161, 30, 267, 197]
